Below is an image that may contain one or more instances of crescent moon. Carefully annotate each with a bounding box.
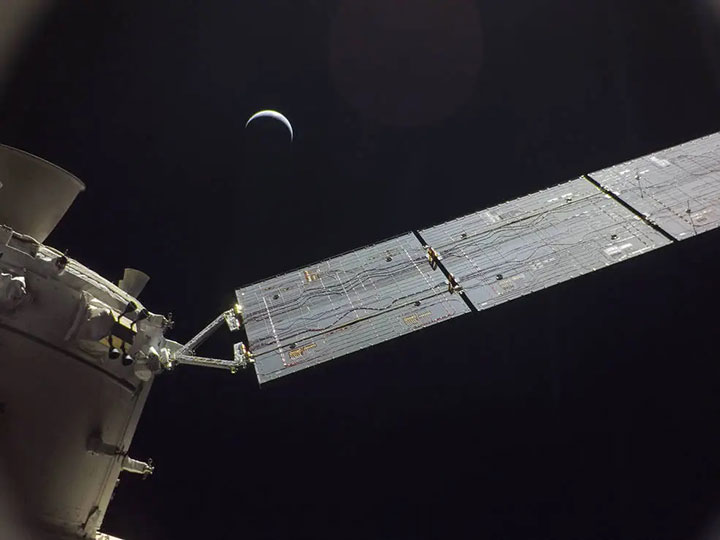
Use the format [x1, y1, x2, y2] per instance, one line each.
[245, 110, 294, 141]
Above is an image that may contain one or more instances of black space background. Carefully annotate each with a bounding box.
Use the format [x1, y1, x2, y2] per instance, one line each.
[2, 1, 720, 539]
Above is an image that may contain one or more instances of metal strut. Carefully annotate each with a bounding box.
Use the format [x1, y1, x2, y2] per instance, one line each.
[171, 305, 252, 373]
[176, 313, 225, 356]
[173, 343, 252, 374]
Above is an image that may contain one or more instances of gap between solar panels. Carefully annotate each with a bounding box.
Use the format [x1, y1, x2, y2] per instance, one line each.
[412, 229, 478, 313]
[582, 174, 677, 243]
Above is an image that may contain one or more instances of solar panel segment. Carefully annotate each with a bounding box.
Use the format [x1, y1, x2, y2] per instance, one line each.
[589, 132, 720, 240]
[419, 178, 672, 311]
[237, 233, 470, 384]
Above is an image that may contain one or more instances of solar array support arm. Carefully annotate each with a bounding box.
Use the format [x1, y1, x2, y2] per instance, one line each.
[171, 306, 252, 373]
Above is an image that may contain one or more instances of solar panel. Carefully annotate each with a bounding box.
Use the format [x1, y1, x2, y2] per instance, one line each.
[418, 178, 672, 311]
[237, 233, 471, 384]
[589, 132, 720, 240]
[237, 131, 720, 384]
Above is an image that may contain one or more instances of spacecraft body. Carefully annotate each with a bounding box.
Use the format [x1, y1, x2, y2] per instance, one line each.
[0, 145, 172, 540]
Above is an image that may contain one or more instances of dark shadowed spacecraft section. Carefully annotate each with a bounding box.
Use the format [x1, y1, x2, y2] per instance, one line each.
[238, 132, 720, 384]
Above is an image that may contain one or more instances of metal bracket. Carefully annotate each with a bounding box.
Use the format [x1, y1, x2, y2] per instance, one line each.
[96, 533, 126, 540]
[425, 246, 442, 270]
[173, 342, 252, 373]
[176, 305, 243, 357]
[224, 303, 243, 332]
[170, 305, 251, 373]
[87, 433, 154, 478]
[121, 455, 154, 477]
[446, 273, 462, 294]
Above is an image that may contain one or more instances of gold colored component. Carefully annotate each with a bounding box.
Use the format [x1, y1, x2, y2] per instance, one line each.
[403, 311, 432, 326]
[447, 273, 461, 294]
[99, 335, 126, 349]
[239, 342, 254, 360]
[303, 270, 320, 283]
[98, 311, 137, 348]
[289, 342, 317, 359]
[425, 246, 441, 270]
[496, 273, 526, 295]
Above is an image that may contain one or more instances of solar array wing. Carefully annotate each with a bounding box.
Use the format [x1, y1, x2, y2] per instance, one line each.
[237, 131, 720, 384]
[418, 178, 672, 311]
[238, 233, 471, 384]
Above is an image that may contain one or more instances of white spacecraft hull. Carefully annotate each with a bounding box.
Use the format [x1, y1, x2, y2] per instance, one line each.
[0, 145, 168, 540]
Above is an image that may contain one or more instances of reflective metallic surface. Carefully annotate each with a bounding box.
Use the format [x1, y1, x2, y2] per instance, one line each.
[239, 131, 720, 384]
[420, 178, 671, 311]
[238, 233, 470, 383]
[589, 132, 720, 240]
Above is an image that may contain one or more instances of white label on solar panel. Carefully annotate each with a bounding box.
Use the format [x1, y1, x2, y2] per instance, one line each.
[589, 132, 720, 240]
[237, 233, 471, 384]
[419, 178, 673, 311]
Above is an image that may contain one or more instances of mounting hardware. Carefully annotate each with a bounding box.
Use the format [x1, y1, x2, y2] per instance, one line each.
[169, 305, 250, 374]
[224, 305, 243, 332]
[121, 455, 154, 478]
[425, 246, 442, 270]
[446, 273, 462, 294]
[119, 301, 137, 317]
[54, 252, 68, 272]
